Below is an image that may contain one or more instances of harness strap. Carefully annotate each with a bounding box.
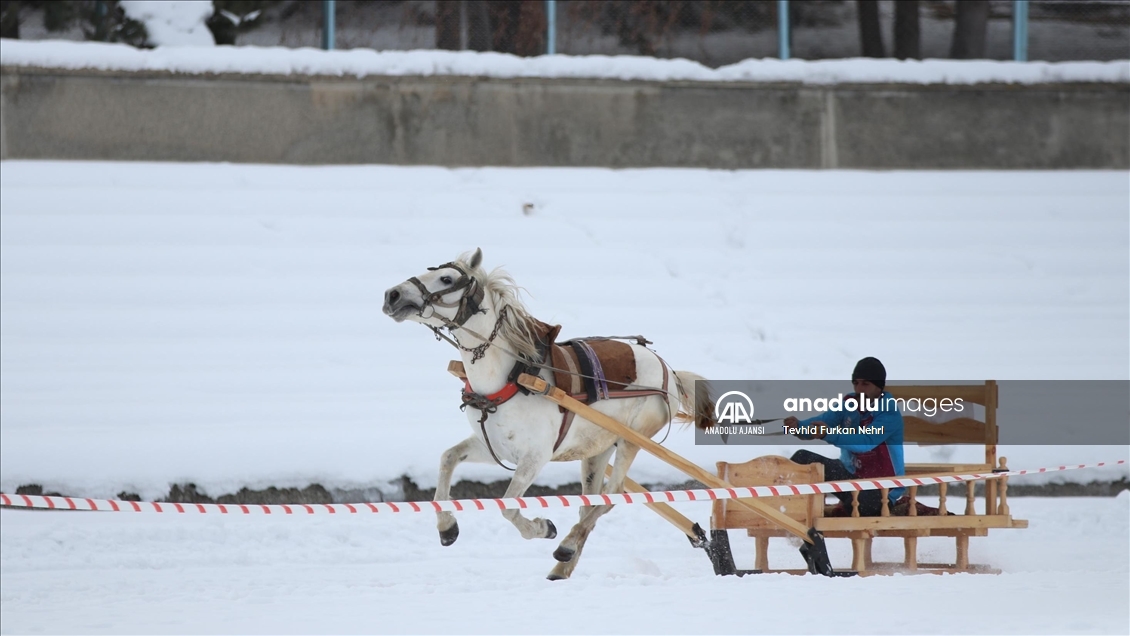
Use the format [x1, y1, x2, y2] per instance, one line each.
[568, 340, 600, 403]
[551, 352, 672, 457]
[554, 410, 576, 453]
[559, 344, 583, 394]
[461, 378, 520, 471]
[572, 388, 670, 402]
[575, 339, 610, 401]
[457, 339, 676, 466]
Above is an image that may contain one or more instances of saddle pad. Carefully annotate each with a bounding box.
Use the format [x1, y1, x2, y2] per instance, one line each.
[529, 319, 639, 403]
[551, 338, 637, 402]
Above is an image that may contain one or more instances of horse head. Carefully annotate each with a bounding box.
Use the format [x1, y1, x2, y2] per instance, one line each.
[383, 248, 545, 364]
[383, 248, 486, 328]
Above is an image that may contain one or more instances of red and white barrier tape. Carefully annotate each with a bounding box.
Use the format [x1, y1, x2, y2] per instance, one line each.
[1, 460, 1124, 515]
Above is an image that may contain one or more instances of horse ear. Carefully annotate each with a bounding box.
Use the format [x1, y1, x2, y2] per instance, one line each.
[469, 247, 483, 270]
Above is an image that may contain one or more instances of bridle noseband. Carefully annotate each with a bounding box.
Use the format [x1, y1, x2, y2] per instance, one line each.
[407, 261, 485, 328]
[408, 261, 505, 364]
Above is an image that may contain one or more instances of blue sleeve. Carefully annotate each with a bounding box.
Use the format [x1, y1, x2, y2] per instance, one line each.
[823, 408, 904, 452]
[799, 409, 846, 428]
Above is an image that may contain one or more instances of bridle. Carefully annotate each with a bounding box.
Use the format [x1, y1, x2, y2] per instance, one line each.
[407, 261, 506, 364]
[407, 261, 484, 329]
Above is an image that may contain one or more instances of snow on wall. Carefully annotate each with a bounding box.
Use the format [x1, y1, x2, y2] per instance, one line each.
[1, 38, 1126, 84]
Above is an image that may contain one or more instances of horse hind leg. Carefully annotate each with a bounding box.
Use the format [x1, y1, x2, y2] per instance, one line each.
[547, 441, 642, 581]
[433, 436, 492, 546]
[552, 444, 616, 565]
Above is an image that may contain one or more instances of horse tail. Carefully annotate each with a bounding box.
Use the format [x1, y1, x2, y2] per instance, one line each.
[672, 370, 715, 430]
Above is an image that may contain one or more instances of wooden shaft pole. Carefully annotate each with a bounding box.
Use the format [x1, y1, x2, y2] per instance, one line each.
[517, 373, 814, 542]
[620, 472, 698, 539]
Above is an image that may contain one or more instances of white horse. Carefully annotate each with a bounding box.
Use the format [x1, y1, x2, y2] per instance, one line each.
[383, 248, 713, 580]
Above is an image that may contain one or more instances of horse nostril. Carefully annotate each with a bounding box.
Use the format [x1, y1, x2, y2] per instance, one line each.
[387, 289, 401, 305]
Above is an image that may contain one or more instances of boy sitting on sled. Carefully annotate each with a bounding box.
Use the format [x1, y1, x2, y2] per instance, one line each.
[783, 357, 906, 517]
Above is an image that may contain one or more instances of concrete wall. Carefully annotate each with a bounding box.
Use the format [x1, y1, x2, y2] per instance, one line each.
[2, 67, 1127, 169]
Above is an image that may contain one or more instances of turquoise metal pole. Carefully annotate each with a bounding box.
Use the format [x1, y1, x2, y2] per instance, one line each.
[546, 0, 557, 54]
[322, 0, 336, 51]
[778, 0, 790, 60]
[1012, 0, 1028, 61]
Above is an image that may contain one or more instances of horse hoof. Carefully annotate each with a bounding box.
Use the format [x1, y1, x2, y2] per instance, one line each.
[553, 545, 575, 563]
[439, 523, 459, 546]
[544, 519, 557, 540]
[546, 572, 568, 581]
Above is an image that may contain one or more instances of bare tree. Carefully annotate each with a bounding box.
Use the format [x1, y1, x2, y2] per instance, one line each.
[857, 0, 884, 57]
[951, 0, 989, 59]
[894, 0, 920, 59]
[487, 0, 544, 56]
[467, 0, 491, 52]
[1, 0, 19, 39]
[436, 0, 460, 50]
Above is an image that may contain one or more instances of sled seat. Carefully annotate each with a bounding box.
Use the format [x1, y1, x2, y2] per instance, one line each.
[711, 382, 1027, 575]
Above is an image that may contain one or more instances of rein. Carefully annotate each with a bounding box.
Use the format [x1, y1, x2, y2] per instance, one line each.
[429, 305, 510, 364]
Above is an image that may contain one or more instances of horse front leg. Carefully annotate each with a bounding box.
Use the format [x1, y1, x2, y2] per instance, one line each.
[547, 441, 641, 581]
[434, 435, 492, 546]
[500, 454, 557, 541]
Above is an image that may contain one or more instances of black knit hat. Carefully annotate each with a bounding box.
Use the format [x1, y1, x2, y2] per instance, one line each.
[852, 357, 886, 390]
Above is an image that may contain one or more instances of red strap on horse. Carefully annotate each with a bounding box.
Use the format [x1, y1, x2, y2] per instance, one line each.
[462, 379, 520, 405]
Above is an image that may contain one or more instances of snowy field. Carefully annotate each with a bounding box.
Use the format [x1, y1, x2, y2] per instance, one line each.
[1, 162, 1126, 500]
[1, 161, 1128, 634]
[2, 496, 1128, 634]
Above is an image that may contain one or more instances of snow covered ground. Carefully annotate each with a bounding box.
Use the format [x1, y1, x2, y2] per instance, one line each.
[1, 161, 1126, 501]
[1, 495, 1127, 634]
[1, 161, 1127, 634]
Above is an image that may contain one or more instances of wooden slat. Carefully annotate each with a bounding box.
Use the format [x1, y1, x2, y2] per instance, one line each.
[816, 515, 1020, 532]
[713, 457, 823, 532]
[516, 373, 814, 542]
[905, 463, 991, 475]
[903, 417, 989, 445]
[872, 528, 991, 538]
[621, 473, 698, 539]
[886, 384, 992, 406]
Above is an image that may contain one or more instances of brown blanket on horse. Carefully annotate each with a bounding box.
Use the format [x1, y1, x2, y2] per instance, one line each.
[531, 320, 639, 402]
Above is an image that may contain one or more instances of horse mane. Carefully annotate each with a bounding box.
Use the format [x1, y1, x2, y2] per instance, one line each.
[458, 251, 542, 361]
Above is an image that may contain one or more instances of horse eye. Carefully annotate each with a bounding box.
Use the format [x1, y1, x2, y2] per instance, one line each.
[440, 276, 453, 285]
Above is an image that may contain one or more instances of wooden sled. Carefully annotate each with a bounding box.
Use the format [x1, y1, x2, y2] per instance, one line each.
[711, 382, 1028, 575]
